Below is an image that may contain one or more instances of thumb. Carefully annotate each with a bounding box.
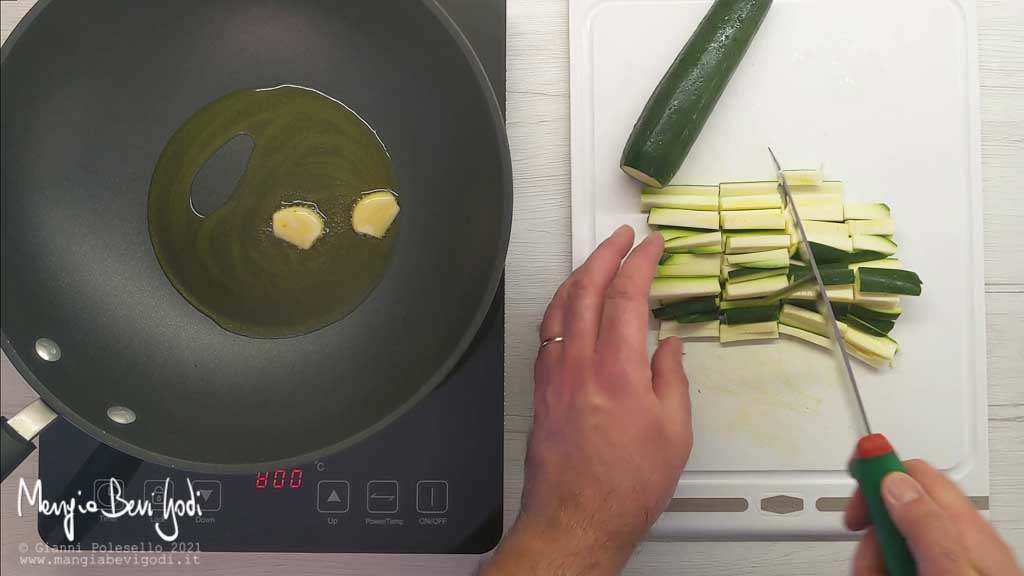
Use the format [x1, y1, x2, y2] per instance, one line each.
[881, 472, 970, 576]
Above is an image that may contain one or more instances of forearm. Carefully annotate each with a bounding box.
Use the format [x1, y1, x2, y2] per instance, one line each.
[481, 515, 637, 576]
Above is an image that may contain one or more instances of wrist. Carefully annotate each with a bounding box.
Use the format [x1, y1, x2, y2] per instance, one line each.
[483, 510, 638, 576]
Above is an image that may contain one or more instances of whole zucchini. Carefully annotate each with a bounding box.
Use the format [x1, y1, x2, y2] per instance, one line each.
[621, 0, 773, 187]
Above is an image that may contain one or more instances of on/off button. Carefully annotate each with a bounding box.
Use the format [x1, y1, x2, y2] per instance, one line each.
[416, 481, 448, 514]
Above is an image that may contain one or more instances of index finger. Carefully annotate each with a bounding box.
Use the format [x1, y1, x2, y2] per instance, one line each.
[596, 232, 664, 354]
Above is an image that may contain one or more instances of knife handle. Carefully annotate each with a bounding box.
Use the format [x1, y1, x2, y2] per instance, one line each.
[849, 433, 916, 576]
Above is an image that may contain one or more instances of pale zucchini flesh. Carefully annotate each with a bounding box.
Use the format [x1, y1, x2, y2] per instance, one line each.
[719, 194, 782, 211]
[848, 258, 902, 271]
[778, 323, 833, 349]
[854, 292, 901, 310]
[792, 201, 844, 222]
[718, 181, 777, 197]
[779, 304, 849, 338]
[802, 220, 850, 237]
[844, 202, 890, 220]
[787, 284, 856, 303]
[643, 185, 719, 197]
[656, 254, 722, 277]
[847, 218, 895, 236]
[725, 234, 792, 254]
[780, 167, 823, 187]
[650, 277, 722, 301]
[720, 209, 786, 230]
[641, 194, 720, 211]
[851, 234, 898, 255]
[723, 274, 789, 300]
[725, 248, 790, 267]
[844, 327, 898, 360]
[649, 208, 720, 230]
[663, 231, 723, 253]
[789, 180, 844, 196]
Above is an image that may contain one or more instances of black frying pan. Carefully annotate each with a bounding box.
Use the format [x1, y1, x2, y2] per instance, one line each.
[0, 0, 511, 479]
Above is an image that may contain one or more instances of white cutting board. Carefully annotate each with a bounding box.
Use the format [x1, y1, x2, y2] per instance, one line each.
[569, 0, 988, 538]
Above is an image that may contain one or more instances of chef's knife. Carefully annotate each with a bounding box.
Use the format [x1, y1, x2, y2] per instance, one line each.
[770, 148, 915, 575]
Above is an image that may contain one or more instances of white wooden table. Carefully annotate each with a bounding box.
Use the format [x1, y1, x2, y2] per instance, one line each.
[2, 1, 1021, 574]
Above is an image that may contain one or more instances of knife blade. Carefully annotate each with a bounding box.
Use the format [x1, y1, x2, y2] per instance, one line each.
[769, 148, 916, 575]
[768, 148, 871, 434]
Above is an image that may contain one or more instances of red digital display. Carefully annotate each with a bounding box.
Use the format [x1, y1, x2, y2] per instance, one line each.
[255, 468, 303, 490]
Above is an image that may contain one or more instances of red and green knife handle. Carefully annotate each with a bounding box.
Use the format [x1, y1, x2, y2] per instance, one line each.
[849, 433, 916, 576]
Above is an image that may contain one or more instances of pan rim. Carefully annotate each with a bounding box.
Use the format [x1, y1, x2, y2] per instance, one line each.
[0, 0, 512, 474]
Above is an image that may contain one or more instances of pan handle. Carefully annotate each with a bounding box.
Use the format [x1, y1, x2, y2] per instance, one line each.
[1, 399, 58, 482]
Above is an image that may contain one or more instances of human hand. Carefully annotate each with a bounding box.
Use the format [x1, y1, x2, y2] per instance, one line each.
[484, 226, 693, 576]
[846, 459, 1021, 575]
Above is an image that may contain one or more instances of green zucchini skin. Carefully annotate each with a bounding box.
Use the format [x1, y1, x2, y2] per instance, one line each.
[652, 295, 719, 320]
[722, 303, 779, 325]
[620, 0, 773, 187]
[790, 267, 855, 286]
[858, 268, 923, 296]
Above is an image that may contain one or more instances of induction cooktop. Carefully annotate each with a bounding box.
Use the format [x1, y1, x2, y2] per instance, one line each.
[34, 0, 506, 554]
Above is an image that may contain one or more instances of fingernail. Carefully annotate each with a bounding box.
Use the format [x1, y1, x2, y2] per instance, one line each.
[882, 472, 922, 505]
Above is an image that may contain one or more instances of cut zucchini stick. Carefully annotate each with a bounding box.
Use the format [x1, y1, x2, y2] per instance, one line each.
[851, 234, 898, 255]
[805, 234, 853, 253]
[641, 194, 719, 211]
[790, 267, 855, 286]
[663, 231, 723, 253]
[727, 267, 789, 283]
[725, 234, 791, 254]
[659, 319, 720, 340]
[689, 244, 724, 254]
[802, 220, 850, 237]
[780, 167, 823, 187]
[844, 202, 890, 220]
[651, 277, 721, 301]
[719, 181, 777, 197]
[720, 209, 786, 230]
[643, 185, 719, 197]
[846, 314, 895, 336]
[659, 228, 705, 240]
[779, 304, 849, 338]
[779, 323, 833, 349]
[787, 284, 855, 303]
[789, 181, 844, 196]
[721, 303, 780, 325]
[806, 241, 853, 264]
[855, 267, 922, 296]
[848, 258, 902, 271]
[854, 292, 901, 310]
[664, 310, 719, 324]
[725, 249, 791, 268]
[850, 303, 901, 321]
[844, 327, 898, 362]
[847, 219, 895, 236]
[723, 274, 789, 300]
[792, 199, 844, 221]
[657, 254, 722, 277]
[652, 295, 719, 320]
[649, 208, 720, 230]
[720, 321, 779, 343]
[719, 194, 782, 211]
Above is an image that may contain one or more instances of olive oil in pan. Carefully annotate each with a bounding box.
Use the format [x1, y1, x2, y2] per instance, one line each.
[148, 85, 399, 338]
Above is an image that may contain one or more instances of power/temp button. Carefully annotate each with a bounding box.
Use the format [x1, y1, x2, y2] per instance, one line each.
[416, 481, 448, 514]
